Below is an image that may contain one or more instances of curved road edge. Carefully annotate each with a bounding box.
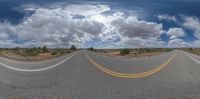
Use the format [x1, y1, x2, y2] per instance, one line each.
[184, 51, 200, 64]
[0, 51, 79, 72]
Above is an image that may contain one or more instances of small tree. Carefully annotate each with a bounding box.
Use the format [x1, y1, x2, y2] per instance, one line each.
[188, 48, 193, 50]
[138, 48, 144, 54]
[51, 51, 59, 56]
[120, 49, 130, 55]
[89, 47, 94, 50]
[70, 45, 77, 50]
[37, 47, 42, 53]
[14, 47, 20, 51]
[24, 48, 39, 56]
[42, 46, 48, 53]
[145, 48, 151, 53]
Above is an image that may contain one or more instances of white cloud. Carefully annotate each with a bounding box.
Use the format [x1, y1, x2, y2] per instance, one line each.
[193, 40, 200, 47]
[182, 16, 200, 47]
[158, 14, 177, 22]
[1, 4, 108, 48]
[64, 4, 111, 17]
[122, 37, 166, 48]
[183, 16, 200, 39]
[167, 27, 185, 38]
[168, 38, 191, 48]
[1, 3, 190, 48]
[166, 27, 191, 48]
[108, 15, 165, 48]
[111, 16, 164, 39]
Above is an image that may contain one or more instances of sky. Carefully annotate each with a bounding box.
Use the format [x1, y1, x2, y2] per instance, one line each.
[0, 0, 200, 48]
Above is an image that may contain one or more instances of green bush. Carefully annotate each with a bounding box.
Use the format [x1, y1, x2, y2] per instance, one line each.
[66, 50, 71, 53]
[144, 48, 151, 53]
[60, 50, 66, 54]
[188, 48, 193, 50]
[120, 49, 130, 55]
[51, 49, 71, 56]
[87, 47, 94, 50]
[24, 49, 40, 56]
[70, 45, 77, 50]
[51, 51, 59, 55]
[138, 48, 144, 54]
[42, 46, 49, 53]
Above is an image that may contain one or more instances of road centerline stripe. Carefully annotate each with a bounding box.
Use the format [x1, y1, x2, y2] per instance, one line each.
[85, 52, 176, 78]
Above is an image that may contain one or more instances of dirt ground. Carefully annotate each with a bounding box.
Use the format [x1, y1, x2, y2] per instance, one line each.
[0, 51, 62, 61]
[100, 51, 164, 59]
[185, 50, 200, 56]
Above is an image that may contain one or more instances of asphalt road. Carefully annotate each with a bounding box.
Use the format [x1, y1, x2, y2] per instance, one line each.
[0, 50, 200, 99]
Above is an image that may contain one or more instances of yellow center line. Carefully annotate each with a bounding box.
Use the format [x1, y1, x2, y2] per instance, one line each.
[85, 52, 176, 78]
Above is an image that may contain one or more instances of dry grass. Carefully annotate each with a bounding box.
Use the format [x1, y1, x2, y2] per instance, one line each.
[102, 51, 163, 59]
[0, 51, 56, 61]
[184, 48, 200, 56]
[0, 49, 72, 61]
[97, 49, 170, 59]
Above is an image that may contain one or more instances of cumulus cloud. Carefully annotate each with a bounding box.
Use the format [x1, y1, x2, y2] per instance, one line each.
[1, 4, 108, 48]
[122, 37, 166, 48]
[158, 14, 177, 22]
[108, 15, 165, 48]
[166, 27, 191, 48]
[183, 16, 200, 39]
[112, 16, 164, 39]
[63, 4, 111, 17]
[182, 16, 200, 47]
[167, 27, 185, 38]
[0, 3, 189, 48]
[168, 38, 190, 48]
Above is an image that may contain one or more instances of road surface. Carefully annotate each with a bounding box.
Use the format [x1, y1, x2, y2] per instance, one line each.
[0, 50, 200, 99]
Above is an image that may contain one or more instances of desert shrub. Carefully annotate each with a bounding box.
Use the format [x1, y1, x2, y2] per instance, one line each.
[37, 47, 42, 53]
[188, 48, 193, 50]
[165, 48, 173, 52]
[23, 48, 40, 56]
[144, 48, 151, 53]
[138, 48, 144, 54]
[59, 50, 66, 54]
[87, 47, 94, 50]
[51, 51, 59, 55]
[134, 52, 138, 56]
[70, 45, 77, 50]
[42, 46, 49, 53]
[51, 49, 71, 56]
[14, 47, 20, 51]
[66, 50, 71, 53]
[120, 49, 130, 55]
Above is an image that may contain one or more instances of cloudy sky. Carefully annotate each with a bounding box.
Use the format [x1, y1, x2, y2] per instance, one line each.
[0, 0, 200, 48]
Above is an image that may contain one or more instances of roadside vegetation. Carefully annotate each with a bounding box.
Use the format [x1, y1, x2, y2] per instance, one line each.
[120, 49, 130, 55]
[183, 48, 200, 56]
[0, 45, 77, 61]
[87, 47, 94, 50]
[93, 48, 174, 59]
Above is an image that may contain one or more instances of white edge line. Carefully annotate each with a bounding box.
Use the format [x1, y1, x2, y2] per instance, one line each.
[0, 51, 78, 72]
[186, 54, 200, 64]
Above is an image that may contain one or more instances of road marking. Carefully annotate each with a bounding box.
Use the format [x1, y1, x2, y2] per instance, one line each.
[0, 51, 78, 72]
[187, 54, 200, 64]
[85, 52, 176, 78]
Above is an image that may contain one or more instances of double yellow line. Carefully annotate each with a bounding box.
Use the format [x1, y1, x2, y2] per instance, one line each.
[85, 52, 176, 78]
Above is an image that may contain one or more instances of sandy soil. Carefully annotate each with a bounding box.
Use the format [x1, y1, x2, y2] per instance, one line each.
[0, 51, 61, 61]
[100, 51, 164, 59]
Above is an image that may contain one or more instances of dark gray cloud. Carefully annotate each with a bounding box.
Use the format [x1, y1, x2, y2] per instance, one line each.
[111, 16, 164, 39]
